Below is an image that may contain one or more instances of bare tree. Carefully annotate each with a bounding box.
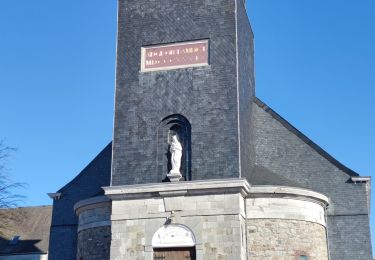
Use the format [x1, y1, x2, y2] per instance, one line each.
[0, 141, 25, 236]
[0, 141, 24, 208]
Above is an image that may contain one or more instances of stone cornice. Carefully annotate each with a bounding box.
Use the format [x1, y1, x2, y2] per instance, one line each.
[103, 178, 251, 200]
[74, 195, 111, 215]
[103, 179, 329, 207]
[250, 186, 330, 206]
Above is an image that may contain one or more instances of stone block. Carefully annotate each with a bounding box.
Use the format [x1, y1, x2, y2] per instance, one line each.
[164, 196, 191, 211]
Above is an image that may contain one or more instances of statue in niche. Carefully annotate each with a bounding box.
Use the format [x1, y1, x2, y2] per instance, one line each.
[167, 134, 183, 182]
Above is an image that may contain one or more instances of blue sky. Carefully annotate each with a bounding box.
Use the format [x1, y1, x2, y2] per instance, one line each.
[0, 0, 374, 252]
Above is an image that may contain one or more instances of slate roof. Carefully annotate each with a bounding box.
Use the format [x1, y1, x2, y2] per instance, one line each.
[0, 206, 52, 255]
[249, 165, 304, 188]
[254, 97, 359, 177]
[57, 142, 112, 194]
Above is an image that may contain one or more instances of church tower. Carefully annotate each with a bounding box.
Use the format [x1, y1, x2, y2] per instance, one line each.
[111, 0, 255, 185]
[104, 0, 260, 258]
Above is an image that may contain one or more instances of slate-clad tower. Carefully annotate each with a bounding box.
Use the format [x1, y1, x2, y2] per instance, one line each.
[111, 0, 255, 185]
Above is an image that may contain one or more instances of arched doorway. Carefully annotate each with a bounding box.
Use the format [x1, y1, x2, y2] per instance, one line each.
[152, 224, 196, 260]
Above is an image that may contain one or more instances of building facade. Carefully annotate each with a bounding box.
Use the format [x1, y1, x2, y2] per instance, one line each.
[0, 206, 51, 260]
[48, 0, 372, 259]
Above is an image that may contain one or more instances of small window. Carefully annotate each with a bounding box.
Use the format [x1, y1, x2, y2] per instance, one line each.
[300, 256, 308, 260]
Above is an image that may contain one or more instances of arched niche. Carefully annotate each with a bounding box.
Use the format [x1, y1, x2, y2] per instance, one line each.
[157, 114, 191, 182]
[152, 224, 196, 248]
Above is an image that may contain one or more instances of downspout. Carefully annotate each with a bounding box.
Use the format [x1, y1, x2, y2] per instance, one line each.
[325, 205, 331, 260]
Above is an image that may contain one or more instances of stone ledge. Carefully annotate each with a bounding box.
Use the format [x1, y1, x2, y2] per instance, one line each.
[159, 190, 188, 197]
[111, 209, 242, 221]
[103, 179, 329, 207]
[250, 186, 329, 206]
[74, 195, 111, 215]
[103, 178, 251, 200]
[351, 176, 371, 183]
[111, 212, 169, 220]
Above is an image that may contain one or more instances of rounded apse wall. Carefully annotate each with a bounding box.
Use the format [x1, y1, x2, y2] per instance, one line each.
[74, 196, 111, 260]
[246, 186, 330, 259]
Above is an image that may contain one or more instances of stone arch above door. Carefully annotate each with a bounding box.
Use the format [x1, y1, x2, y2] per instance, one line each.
[152, 224, 196, 248]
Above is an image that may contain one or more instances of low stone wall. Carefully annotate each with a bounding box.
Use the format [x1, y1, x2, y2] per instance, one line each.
[246, 186, 329, 260]
[247, 219, 328, 259]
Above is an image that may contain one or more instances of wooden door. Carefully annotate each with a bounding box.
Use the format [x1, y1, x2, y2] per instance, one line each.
[153, 247, 196, 260]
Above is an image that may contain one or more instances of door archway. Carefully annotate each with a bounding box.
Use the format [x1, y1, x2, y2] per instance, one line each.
[152, 224, 196, 260]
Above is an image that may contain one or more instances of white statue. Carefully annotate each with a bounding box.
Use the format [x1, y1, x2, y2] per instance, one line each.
[168, 135, 182, 181]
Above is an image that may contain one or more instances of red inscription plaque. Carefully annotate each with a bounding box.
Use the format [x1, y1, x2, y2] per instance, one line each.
[141, 40, 209, 72]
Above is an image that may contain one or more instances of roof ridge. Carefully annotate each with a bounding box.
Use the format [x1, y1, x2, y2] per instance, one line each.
[0, 205, 52, 210]
[57, 142, 112, 193]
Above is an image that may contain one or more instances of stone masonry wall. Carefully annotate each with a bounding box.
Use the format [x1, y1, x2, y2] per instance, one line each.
[199, 214, 244, 260]
[78, 204, 111, 228]
[110, 215, 245, 260]
[75, 197, 111, 260]
[247, 219, 328, 260]
[76, 226, 111, 260]
[110, 192, 246, 260]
